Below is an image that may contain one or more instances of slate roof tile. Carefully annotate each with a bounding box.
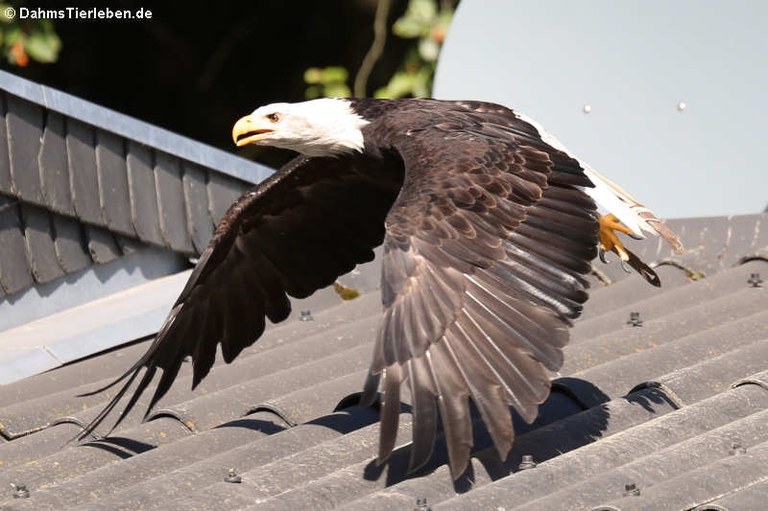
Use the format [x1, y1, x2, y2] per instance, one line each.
[0, 70, 270, 301]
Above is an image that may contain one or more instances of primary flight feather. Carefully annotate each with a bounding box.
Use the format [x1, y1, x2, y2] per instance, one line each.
[81, 98, 682, 479]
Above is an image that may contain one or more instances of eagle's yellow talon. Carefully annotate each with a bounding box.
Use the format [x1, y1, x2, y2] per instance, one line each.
[599, 214, 634, 261]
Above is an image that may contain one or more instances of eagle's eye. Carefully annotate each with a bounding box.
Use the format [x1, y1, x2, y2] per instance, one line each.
[266, 112, 281, 123]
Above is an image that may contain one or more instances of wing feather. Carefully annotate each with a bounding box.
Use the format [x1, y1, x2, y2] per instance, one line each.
[365, 108, 598, 478]
[79, 155, 401, 439]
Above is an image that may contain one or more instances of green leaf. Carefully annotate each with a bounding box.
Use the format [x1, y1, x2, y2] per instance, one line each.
[418, 37, 439, 62]
[393, 17, 423, 38]
[409, 0, 437, 25]
[4, 25, 23, 45]
[322, 66, 349, 83]
[304, 67, 324, 84]
[393, 0, 438, 38]
[376, 71, 417, 99]
[25, 29, 61, 63]
[305, 84, 322, 99]
[325, 83, 351, 98]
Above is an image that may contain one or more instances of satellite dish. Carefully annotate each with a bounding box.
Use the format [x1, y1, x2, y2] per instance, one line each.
[434, 0, 767, 218]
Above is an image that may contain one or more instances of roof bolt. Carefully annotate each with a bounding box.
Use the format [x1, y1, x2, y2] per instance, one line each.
[627, 311, 643, 327]
[414, 497, 431, 510]
[748, 273, 763, 288]
[183, 355, 192, 363]
[518, 454, 537, 470]
[623, 482, 641, 496]
[677, 101, 687, 112]
[225, 468, 242, 484]
[11, 483, 30, 499]
[299, 309, 314, 322]
[582, 104, 592, 114]
[729, 442, 747, 455]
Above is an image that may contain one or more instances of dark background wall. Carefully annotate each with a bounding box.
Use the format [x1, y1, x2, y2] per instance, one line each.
[7, 0, 409, 163]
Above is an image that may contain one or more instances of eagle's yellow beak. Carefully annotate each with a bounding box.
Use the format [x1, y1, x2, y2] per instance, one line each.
[232, 115, 273, 147]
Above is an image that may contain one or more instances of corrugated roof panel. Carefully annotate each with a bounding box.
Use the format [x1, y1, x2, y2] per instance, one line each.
[0, 251, 764, 511]
[571, 310, 768, 399]
[572, 260, 767, 344]
[704, 476, 768, 510]
[582, 265, 691, 316]
[74, 407, 380, 511]
[159, 413, 416, 511]
[655, 338, 768, 405]
[513, 408, 768, 510]
[154, 341, 373, 434]
[0, 421, 83, 469]
[10, 412, 284, 511]
[595, 439, 768, 511]
[0, 419, 194, 511]
[341, 390, 663, 509]
[435, 382, 768, 510]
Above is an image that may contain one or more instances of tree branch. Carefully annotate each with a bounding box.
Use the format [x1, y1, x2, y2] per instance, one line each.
[353, 0, 392, 97]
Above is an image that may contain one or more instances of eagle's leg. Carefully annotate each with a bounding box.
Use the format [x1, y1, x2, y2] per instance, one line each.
[598, 214, 661, 286]
[598, 213, 637, 262]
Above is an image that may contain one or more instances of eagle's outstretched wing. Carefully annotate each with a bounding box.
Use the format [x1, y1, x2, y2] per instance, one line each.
[79, 154, 401, 439]
[361, 109, 599, 478]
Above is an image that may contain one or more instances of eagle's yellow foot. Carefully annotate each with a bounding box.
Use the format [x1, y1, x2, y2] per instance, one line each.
[597, 213, 661, 287]
[598, 214, 635, 262]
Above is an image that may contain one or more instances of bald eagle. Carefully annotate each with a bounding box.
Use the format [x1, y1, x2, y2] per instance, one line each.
[82, 98, 683, 478]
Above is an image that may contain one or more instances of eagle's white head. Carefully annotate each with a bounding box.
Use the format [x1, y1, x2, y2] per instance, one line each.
[232, 98, 369, 157]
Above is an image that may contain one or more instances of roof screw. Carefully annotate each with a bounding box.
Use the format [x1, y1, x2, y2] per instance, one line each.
[414, 497, 431, 510]
[627, 311, 643, 327]
[518, 454, 537, 470]
[748, 273, 763, 288]
[299, 309, 314, 322]
[729, 441, 747, 455]
[11, 483, 30, 499]
[623, 482, 641, 496]
[225, 468, 242, 484]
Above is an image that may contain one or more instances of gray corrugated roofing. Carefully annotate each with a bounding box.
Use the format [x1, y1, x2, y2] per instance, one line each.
[1, 209, 767, 510]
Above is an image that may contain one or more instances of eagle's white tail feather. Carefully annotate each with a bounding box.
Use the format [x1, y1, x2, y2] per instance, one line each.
[511, 109, 683, 254]
[583, 167, 650, 236]
[584, 166, 684, 254]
